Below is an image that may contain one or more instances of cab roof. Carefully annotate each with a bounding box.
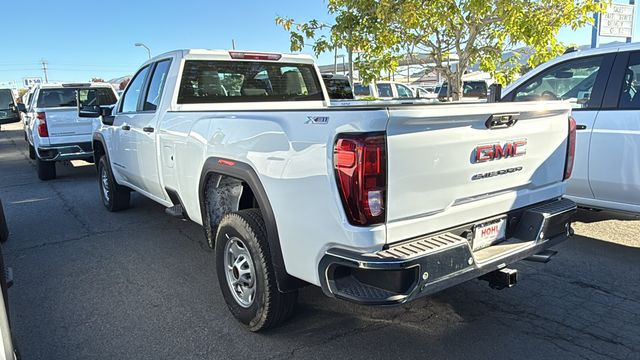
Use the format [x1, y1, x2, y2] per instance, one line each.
[144, 49, 316, 66]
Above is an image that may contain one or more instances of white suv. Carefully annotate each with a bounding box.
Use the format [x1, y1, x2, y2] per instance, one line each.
[503, 43, 640, 214]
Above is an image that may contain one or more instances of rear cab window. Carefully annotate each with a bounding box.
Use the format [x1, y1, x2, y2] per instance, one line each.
[177, 60, 323, 104]
[37, 87, 117, 108]
[353, 83, 371, 96]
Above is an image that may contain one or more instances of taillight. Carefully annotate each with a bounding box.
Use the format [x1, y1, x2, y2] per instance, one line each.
[37, 112, 48, 137]
[334, 133, 386, 226]
[564, 116, 576, 180]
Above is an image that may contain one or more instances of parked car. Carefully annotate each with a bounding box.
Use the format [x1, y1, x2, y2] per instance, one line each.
[502, 43, 640, 213]
[321, 73, 354, 100]
[21, 83, 118, 180]
[81, 49, 576, 331]
[353, 81, 415, 99]
[438, 80, 489, 101]
[0, 89, 22, 130]
[411, 85, 438, 99]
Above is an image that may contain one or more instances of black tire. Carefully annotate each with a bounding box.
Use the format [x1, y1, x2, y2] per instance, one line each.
[36, 158, 56, 180]
[215, 209, 297, 331]
[98, 156, 130, 211]
[0, 199, 8, 244]
[28, 144, 35, 160]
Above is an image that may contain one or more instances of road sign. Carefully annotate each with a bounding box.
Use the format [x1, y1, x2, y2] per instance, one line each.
[22, 77, 42, 88]
[599, 3, 635, 38]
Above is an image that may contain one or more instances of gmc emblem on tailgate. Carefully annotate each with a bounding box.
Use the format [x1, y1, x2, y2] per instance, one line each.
[474, 139, 527, 163]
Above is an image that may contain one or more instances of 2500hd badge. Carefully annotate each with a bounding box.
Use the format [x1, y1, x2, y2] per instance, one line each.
[472, 166, 523, 181]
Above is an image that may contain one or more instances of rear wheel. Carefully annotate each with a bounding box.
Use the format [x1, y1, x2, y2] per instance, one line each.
[215, 209, 297, 331]
[36, 158, 56, 181]
[98, 156, 130, 211]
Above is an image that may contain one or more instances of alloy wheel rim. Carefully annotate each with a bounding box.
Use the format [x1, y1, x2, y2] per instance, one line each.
[223, 235, 256, 308]
[101, 167, 110, 203]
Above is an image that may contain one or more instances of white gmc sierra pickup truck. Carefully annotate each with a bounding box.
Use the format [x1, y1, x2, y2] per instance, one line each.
[80, 49, 577, 331]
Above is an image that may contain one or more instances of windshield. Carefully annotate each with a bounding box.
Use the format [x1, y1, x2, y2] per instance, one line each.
[177, 60, 324, 104]
[37, 87, 117, 108]
[0, 90, 13, 110]
[323, 78, 354, 99]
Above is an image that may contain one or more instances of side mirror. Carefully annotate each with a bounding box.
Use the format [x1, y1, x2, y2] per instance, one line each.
[17, 103, 27, 113]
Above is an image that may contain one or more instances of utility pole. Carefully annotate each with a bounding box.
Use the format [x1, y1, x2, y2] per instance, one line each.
[347, 48, 353, 85]
[334, 47, 338, 74]
[591, 0, 600, 48]
[232, 39, 236, 50]
[41, 59, 49, 83]
[629, 0, 636, 43]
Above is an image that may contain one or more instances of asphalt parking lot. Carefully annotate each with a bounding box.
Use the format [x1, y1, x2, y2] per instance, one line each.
[1, 123, 639, 360]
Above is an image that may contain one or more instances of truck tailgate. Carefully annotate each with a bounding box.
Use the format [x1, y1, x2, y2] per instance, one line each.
[385, 101, 572, 244]
[41, 107, 94, 137]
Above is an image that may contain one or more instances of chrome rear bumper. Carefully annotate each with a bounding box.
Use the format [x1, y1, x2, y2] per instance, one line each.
[318, 198, 577, 305]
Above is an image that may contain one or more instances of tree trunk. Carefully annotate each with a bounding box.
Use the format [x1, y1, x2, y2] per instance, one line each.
[451, 70, 463, 102]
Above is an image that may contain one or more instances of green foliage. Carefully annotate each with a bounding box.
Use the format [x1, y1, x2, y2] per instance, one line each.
[276, 0, 608, 100]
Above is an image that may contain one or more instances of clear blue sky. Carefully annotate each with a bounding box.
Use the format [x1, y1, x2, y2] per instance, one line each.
[1, 0, 637, 86]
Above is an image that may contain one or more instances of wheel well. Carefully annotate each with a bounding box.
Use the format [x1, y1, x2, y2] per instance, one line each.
[203, 173, 260, 242]
[93, 140, 105, 169]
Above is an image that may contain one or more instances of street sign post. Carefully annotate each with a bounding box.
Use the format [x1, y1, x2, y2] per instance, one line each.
[599, 3, 635, 38]
[22, 77, 43, 88]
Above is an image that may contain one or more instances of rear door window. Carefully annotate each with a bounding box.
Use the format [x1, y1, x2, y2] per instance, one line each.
[177, 60, 323, 104]
[144, 59, 172, 111]
[618, 52, 640, 109]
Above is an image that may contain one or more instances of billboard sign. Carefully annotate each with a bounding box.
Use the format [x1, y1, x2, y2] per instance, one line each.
[23, 77, 43, 88]
[599, 3, 635, 38]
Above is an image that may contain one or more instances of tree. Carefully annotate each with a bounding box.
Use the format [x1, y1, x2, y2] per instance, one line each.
[119, 78, 130, 90]
[91, 77, 105, 83]
[277, 0, 607, 100]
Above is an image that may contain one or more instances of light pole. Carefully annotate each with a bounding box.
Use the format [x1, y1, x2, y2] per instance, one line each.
[135, 43, 151, 59]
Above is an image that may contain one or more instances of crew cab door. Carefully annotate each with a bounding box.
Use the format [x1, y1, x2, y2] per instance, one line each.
[112, 60, 171, 199]
[588, 50, 640, 210]
[502, 52, 615, 201]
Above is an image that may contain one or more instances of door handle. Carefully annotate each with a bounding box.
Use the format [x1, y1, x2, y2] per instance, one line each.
[143, 126, 155, 133]
[121, 124, 130, 131]
[576, 124, 588, 130]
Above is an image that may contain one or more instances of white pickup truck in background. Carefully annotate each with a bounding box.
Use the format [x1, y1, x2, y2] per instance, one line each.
[81, 49, 577, 331]
[23, 83, 118, 180]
